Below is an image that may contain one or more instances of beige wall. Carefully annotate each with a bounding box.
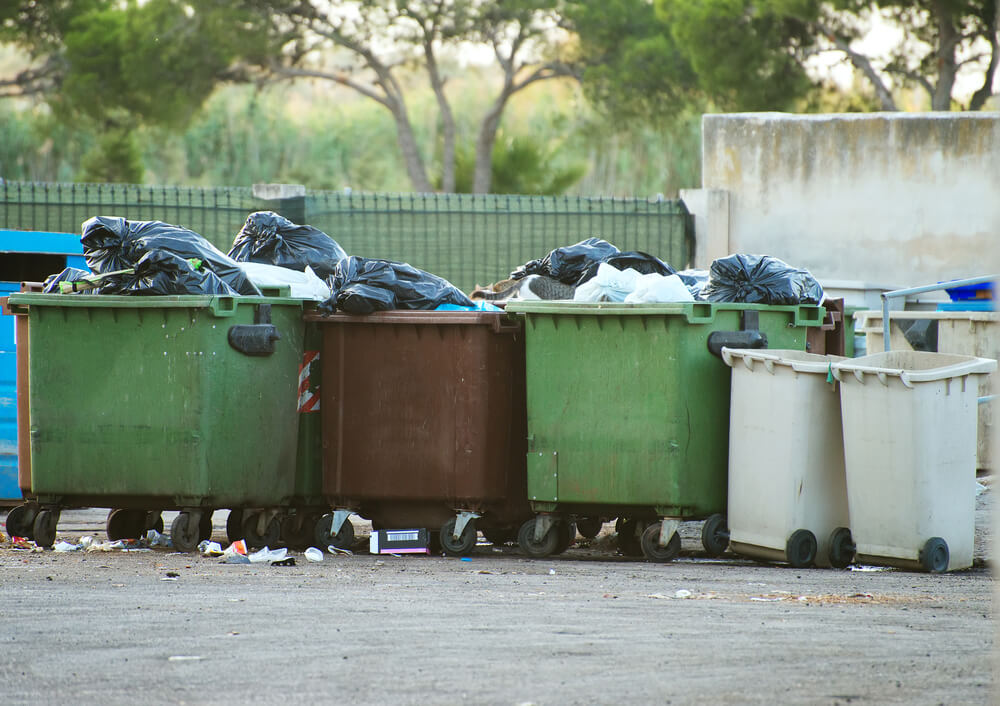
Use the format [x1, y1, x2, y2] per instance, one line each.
[689, 112, 1000, 284]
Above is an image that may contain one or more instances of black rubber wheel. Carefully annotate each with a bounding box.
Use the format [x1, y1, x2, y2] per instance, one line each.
[482, 527, 517, 546]
[828, 527, 856, 569]
[518, 517, 559, 558]
[198, 511, 214, 543]
[242, 512, 280, 549]
[554, 521, 576, 554]
[145, 511, 164, 535]
[785, 529, 818, 569]
[440, 517, 478, 557]
[701, 514, 730, 556]
[32, 509, 58, 548]
[919, 536, 949, 573]
[106, 509, 146, 541]
[226, 509, 244, 544]
[282, 513, 320, 550]
[641, 523, 682, 562]
[171, 512, 201, 553]
[6, 504, 36, 540]
[617, 519, 645, 557]
[315, 514, 355, 550]
[575, 517, 603, 540]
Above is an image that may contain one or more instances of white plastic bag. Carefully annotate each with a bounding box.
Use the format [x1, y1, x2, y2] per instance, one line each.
[239, 263, 331, 301]
[624, 273, 695, 303]
[572, 263, 643, 302]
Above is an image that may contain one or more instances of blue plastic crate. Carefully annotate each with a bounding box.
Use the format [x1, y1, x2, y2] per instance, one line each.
[944, 280, 994, 301]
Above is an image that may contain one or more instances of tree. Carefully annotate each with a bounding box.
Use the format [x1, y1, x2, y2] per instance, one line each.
[240, 1, 578, 193]
[655, 0, 999, 112]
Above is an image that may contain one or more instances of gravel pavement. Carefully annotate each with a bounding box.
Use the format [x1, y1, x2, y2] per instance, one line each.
[0, 490, 993, 705]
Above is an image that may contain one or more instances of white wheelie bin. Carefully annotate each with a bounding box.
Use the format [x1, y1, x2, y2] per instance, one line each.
[722, 349, 852, 569]
[831, 351, 996, 572]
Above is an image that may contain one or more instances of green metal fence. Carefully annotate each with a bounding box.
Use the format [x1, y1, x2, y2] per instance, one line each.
[1, 182, 693, 293]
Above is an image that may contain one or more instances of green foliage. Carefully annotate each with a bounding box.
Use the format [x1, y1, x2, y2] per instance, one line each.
[442, 132, 586, 195]
[566, 0, 700, 122]
[655, 0, 813, 111]
[78, 125, 144, 183]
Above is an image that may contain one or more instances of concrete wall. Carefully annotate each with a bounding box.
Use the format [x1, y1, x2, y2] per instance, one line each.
[686, 112, 1000, 284]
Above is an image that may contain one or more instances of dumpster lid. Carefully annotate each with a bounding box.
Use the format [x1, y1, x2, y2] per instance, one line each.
[721, 348, 845, 375]
[831, 351, 996, 387]
[506, 300, 825, 327]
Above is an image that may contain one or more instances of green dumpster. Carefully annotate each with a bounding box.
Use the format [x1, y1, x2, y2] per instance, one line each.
[5, 291, 318, 551]
[504, 300, 825, 562]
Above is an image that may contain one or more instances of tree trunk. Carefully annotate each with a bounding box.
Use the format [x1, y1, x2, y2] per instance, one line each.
[968, 3, 999, 111]
[387, 97, 434, 193]
[425, 43, 456, 193]
[473, 89, 510, 194]
[931, 0, 958, 110]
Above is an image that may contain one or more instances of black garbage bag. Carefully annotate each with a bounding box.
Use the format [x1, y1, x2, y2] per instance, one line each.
[702, 254, 824, 305]
[81, 216, 260, 295]
[97, 251, 238, 296]
[42, 267, 93, 294]
[322, 256, 474, 314]
[228, 211, 348, 279]
[510, 238, 620, 284]
[676, 269, 710, 300]
[575, 251, 677, 286]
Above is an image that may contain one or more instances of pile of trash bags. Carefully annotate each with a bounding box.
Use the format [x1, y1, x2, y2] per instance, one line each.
[39, 213, 823, 310]
[503, 238, 823, 305]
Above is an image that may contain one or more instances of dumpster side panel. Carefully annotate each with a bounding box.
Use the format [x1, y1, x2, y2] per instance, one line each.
[25, 297, 302, 508]
[0, 282, 18, 501]
[520, 304, 818, 519]
[320, 314, 528, 529]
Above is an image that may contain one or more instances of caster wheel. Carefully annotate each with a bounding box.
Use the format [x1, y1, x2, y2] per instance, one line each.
[242, 512, 280, 550]
[282, 513, 319, 550]
[6, 504, 37, 540]
[701, 514, 729, 556]
[575, 517, 603, 540]
[482, 527, 517, 546]
[315, 514, 355, 550]
[785, 529, 818, 569]
[226, 509, 244, 544]
[441, 518, 478, 557]
[106, 509, 146, 540]
[828, 527, 856, 569]
[554, 521, 576, 554]
[617, 519, 645, 557]
[919, 537, 949, 573]
[145, 512, 164, 535]
[32, 509, 59, 548]
[198, 511, 214, 543]
[641, 523, 682, 562]
[518, 517, 559, 558]
[171, 512, 201, 553]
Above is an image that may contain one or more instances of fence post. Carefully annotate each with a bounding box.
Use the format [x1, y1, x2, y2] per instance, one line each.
[252, 183, 306, 224]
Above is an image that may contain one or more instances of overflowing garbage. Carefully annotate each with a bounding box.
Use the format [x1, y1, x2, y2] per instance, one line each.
[320, 256, 474, 314]
[80, 216, 260, 295]
[228, 211, 348, 279]
[702, 253, 824, 305]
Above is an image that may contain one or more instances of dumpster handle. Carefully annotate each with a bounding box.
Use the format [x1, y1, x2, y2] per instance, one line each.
[492, 317, 522, 335]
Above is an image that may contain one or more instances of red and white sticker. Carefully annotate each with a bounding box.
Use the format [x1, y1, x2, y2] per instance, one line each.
[298, 350, 320, 413]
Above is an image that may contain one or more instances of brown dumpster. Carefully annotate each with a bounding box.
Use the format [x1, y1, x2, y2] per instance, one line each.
[306, 310, 531, 556]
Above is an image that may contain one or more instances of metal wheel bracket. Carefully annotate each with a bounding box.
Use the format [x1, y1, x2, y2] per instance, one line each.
[183, 509, 203, 528]
[453, 511, 482, 540]
[533, 514, 556, 542]
[331, 509, 352, 536]
[254, 509, 279, 537]
[658, 519, 680, 548]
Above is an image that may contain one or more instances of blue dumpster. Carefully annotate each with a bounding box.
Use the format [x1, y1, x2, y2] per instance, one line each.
[1, 230, 87, 505]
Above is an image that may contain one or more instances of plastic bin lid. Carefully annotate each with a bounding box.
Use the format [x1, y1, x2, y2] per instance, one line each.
[831, 350, 996, 387]
[721, 348, 845, 375]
